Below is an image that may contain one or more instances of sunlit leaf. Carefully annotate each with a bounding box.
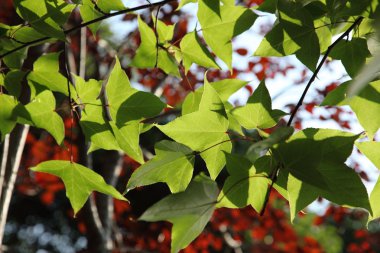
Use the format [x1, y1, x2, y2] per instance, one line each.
[13, 90, 65, 145]
[0, 94, 18, 141]
[31, 160, 127, 215]
[127, 140, 194, 193]
[198, 0, 256, 69]
[131, 16, 180, 77]
[232, 81, 286, 129]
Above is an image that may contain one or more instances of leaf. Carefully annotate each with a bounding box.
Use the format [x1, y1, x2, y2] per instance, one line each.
[217, 153, 270, 213]
[245, 127, 294, 162]
[323, 80, 380, 140]
[31, 160, 127, 215]
[140, 174, 218, 253]
[330, 38, 371, 77]
[232, 81, 286, 129]
[131, 16, 180, 77]
[356, 141, 380, 221]
[356, 141, 380, 170]
[74, 76, 121, 152]
[197, 80, 231, 178]
[3, 70, 26, 97]
[180, 31, 220, 73]
[199, 78, 226, 114]
[0, 94, 18, 141]
[109, 121, 144, 164]
[13, 90, 65, 145]
[182, 78, 248, 115]
[348, 50, 380, 96]
[349, 80, 380, 140]
[198, 0, 256, 69]
[80, 0, 125, 34]
[156, 110, 229, 179]
[105, 56, 166, 163]
[275, 128, 370, 221]
[14, 0, 74, 40]
[255, 0, 323, 69]
[127, 140, 194, 193]
[27, 52, 76, 97]
[0, 39, 28, 69]
[320, 81, 350, 106]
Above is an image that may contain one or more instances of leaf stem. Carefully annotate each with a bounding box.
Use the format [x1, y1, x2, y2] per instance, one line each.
[0, 0, 176, 59]
[287, 16, 364, 127]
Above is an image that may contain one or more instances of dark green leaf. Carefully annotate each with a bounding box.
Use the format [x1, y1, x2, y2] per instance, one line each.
[217, 153, 270, 213]
[140, 174, 218, 253]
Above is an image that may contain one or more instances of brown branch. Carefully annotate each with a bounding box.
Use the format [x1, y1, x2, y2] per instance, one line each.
[0, 0, 176, 60]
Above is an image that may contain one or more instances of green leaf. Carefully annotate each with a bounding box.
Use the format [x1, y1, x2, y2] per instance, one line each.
[275, 128, 370, 220]
[27, 52, 76, 97]
[356, 141, 380, 170]
[320, 81, 350, 106]
[180, 31, 220, 73]
[0, 39, 28, 69]
[105, 56, 166, 163]
[3, 70, 26, 97]
[79, 0, 125, 34]
[255, 0, 323, 69]
[322, 80, 380, 139]
[6, 25, 47, 44]
[245, 127, 294, 162]
[198, 0, 256, 69]
[197, 80, 231, 178]
[330, 38, 371, 77]
[131, 16, 180, 77]
[232, 81, 286, 129]
[199, 78, 226, 114]
[349, 80, 380, 140]
[156, 110, 229, 179]
[13, 90, 65, 145]
[127, 140, 194, 193]
[217, 153, 270, 213]
[348, 49, 380, 96]
[0, 94, 18, 141]
[31, 160, 127, 215]
[356, 141, 380, 221]
[182, 78, 248, 115]
[109, 121, 144, 164]
[140, 174, 218, 253]
[349, 81, 380, 139]
[74, 76, 121, 152]
[14, 0, 74, 40]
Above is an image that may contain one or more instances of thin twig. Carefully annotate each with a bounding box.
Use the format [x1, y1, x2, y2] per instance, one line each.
[154, 6, 162, 68]
[0, 135, 10, 200]
[0, 0, 176, 59]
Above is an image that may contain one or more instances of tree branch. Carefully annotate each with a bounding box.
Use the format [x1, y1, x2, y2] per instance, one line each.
[0, 125, 30, 247]
[0, 0, 176, 60]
